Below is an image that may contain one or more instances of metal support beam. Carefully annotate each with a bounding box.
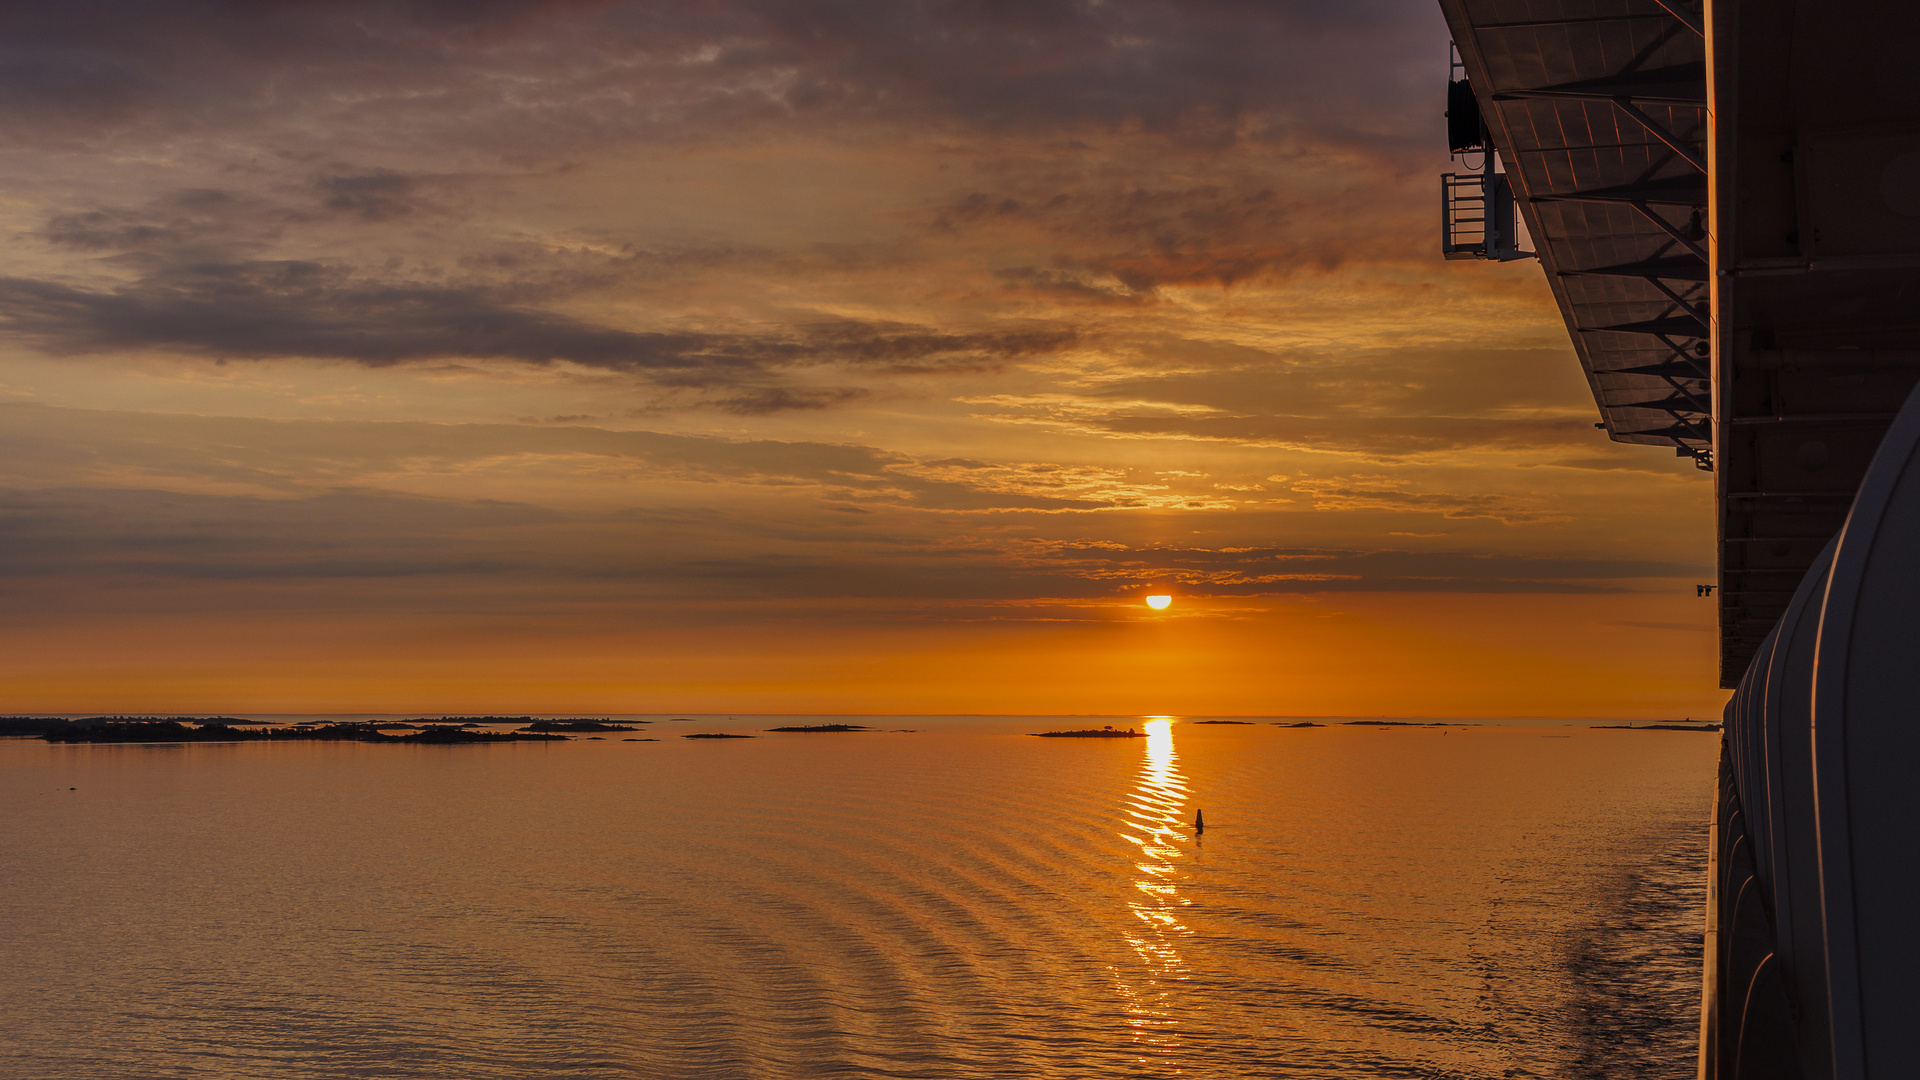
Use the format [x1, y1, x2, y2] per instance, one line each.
[1652, 333, 1710, 370]
[1621, 419, 1711, 440]
[1647, 0, 1704, 38]
[1513, 140, 1702, 156]
[1585, 313, 1707, 336]
[1642, 276, 1712, 331]
[1613, 99, 1708, 173]
[1534, 173, 1707, 207]
[1659, 374, 1712, 414]
[1558, 253, 1708, 281]
[1608, 357, 1709, 380]
[1470, 16, 1682, 30]
[1491, 63, 1706, 106]
[1609, 396, 1710, 415]
[1630, 200, 1708, 259]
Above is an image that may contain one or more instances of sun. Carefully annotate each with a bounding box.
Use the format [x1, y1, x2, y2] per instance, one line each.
[1145, 594, 1172, 610]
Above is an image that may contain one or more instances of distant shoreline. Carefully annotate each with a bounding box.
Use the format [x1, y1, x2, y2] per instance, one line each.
[1590, 723, 1722, 732]
[5, 717, 582, 745]
[0, 714, 1727, 745]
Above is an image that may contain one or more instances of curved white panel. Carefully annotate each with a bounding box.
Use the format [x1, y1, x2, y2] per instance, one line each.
[1811, 382, 1920, 1080]
[1760, 535, 1837, 1078]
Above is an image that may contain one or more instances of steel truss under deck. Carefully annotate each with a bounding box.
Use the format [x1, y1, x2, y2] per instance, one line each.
[1438, 0, 1920, 688]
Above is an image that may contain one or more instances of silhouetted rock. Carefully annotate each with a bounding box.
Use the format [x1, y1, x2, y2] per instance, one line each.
[682, 733, 754, 739]
[520, 720, 641, 732]
[0, 717, 67, 737]
[45, 721, 200, 743]
[1029, 726, 1145, 738]
[765, 724, 872, 732]
[382, 727, 565, 744]
[75, 715, 253, 726]
[1591, 723, 1721, 732]
[43, 720, 567, 745]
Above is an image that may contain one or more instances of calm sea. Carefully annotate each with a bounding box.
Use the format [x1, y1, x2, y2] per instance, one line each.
[0, 717, 1716, 1079]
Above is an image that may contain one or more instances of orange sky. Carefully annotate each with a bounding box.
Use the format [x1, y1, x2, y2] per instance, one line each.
[0, 2, 1725, 717]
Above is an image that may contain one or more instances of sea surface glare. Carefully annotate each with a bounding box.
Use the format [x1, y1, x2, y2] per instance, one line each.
[0, 717, 1715, 1079]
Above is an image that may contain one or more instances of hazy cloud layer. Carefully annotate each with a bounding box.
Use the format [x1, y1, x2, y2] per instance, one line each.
[0, 405, 1709, 619]
[0, 483, 1699, 613]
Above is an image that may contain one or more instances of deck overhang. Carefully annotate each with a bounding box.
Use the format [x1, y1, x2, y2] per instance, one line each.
[1440, 0, 1920, 688]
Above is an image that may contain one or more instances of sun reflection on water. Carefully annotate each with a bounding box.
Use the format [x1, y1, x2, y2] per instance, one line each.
[1112, 716, 1195, 1061]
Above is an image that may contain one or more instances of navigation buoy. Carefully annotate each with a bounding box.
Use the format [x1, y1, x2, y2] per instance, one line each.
[1195, 808, 1205, 833]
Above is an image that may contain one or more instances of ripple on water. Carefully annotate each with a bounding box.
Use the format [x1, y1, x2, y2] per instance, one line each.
[0, 720, 1713, 1078]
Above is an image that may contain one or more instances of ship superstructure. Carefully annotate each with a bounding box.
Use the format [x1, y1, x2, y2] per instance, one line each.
[1437, 2, 1920, 1076]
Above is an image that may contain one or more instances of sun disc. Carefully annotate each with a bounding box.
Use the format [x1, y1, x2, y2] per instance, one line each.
[1145, 594, 1172, 610]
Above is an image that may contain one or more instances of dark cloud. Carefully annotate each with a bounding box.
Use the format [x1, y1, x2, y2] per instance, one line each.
[41, 188, 287, 263]
[0, 259, 1074, 403]
[0, 263, 751, 373]
[0, 1, 620, 136]
[316, 170, 427, 220]
[710, 386, 870, 415]
[946, 184, 1328, 292]
[993, 266, 1154, 307]
[800, 321, 1076, 374]
[16, 188, 1079, 398]
[0, 2, 1443, 152]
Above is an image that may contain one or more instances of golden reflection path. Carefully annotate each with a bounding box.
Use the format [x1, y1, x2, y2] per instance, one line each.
[1111, 717, 1195, 1063]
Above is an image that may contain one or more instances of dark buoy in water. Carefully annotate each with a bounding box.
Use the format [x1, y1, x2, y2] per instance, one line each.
[1194, 808, 1205, 833]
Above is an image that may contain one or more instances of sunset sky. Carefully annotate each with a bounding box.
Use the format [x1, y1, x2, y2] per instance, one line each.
[0, 1, 1722, 717]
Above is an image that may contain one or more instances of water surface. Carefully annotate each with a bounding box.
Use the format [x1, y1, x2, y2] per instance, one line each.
[0, 717, 1715, 1078]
